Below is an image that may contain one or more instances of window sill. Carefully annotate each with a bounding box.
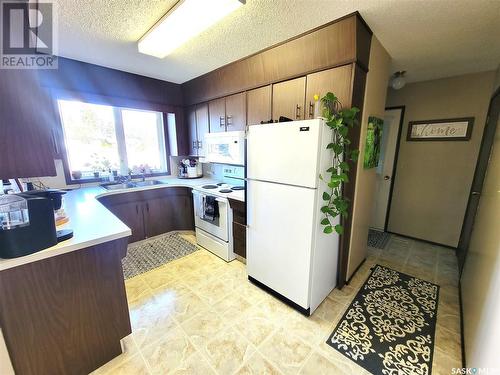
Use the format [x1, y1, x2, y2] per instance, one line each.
[66, 172, 171, 186]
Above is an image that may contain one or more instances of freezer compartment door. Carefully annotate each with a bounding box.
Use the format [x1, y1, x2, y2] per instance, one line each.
[247, 119, 322, 188]
[246, 179, 316, 309]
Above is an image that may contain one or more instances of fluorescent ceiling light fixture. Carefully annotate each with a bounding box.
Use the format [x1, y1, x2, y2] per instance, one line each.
[138, 0, 245, 58]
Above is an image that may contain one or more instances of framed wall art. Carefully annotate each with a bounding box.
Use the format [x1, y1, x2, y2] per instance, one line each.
[364, 116, 384, 169]
[407, 117, 474, 141]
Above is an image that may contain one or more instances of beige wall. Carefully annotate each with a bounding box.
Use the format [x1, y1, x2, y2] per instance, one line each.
[347, 37, 391, 279]
[461, 100, 499, 369]
[386, 71, 495, 247]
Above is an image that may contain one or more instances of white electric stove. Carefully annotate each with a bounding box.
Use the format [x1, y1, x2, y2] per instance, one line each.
[192, 166, 245, 261]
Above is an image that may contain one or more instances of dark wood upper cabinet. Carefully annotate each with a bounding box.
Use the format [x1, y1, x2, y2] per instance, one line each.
[225, 92, 246, 131]
[182, 13, 372, 105]
[272, 77, 306, 121]
[186, 105, 198, 156]
[195, 103, 209, 155]
[208, 97, 226, 133]
[0, 70, 56, 179]
[209, 93, 246, 132]
[305, 65, 353, 119]
[247, 85, 272, 125]
[186, 103, 209, 156]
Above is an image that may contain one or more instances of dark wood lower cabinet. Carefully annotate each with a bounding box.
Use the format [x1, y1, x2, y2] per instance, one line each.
[232, 222, 247, 258]
[143, 192, 195, 238]
[109, 201, 145, 243]
[228, 198, 246, 259]
[98, 187, 195, 243]
[0, 238, 131, 375]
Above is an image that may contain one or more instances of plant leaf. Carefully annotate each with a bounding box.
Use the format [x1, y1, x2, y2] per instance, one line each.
[334, 224, 344, 235]
[333, 144, 343, 155]
[323, 225, 333, 234]
[322, 192, 331, 201]
[321, 218, 330, 225]
[339, 161, 350, 172]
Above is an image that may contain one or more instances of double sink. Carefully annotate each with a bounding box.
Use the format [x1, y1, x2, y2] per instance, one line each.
[101, 180, 167, 191]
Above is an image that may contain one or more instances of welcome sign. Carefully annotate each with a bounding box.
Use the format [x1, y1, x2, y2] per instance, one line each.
[407, 117, 474, 141]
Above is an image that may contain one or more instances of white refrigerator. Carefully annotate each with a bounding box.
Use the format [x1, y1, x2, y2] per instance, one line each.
[246, 119, 340, 315]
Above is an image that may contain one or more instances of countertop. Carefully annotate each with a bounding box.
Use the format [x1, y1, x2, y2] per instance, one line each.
[0, 176, 244, 271]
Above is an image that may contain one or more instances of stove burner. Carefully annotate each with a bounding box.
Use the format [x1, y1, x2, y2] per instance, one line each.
[219, 189, 233, 193]
[231, 186, 245, 191]
[217, 183, 224, 186]
[202, 185, 218, 189]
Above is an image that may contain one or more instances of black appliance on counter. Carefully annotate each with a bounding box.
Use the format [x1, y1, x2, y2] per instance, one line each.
[0, 190, 73, 259]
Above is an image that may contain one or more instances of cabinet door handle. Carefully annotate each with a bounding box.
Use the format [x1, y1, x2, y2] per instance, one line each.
[197, 140, 202, 149]
[192, 140, 197, 149]
[308, 101, 314, 118]
[219, 116, 225, 127]
[295, 104, 301, 119]
[146, 203, 149, 212]
[227, 115, 232, 126]
[136, 205, 139, 214]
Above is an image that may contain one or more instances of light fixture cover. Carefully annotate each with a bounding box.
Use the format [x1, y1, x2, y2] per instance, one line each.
[390, 71, 406, 90]
[138, 0, 244, 58]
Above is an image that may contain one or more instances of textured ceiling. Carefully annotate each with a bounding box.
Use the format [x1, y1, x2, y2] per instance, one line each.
[55, 0, 500, 84]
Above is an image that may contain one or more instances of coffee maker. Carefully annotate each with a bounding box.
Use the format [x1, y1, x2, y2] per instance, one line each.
[0, 190, 74, 259]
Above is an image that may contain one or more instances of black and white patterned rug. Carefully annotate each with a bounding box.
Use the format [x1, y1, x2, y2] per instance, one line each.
[368, 229, 391, 249]
[122, 232, 198, 279]
[327, 265, 439, 375]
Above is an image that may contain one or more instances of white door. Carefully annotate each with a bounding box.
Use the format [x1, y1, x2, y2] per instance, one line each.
[246, 179, 316, 309]
[371, 107, 404, 230]
[247, 119, 322, 188]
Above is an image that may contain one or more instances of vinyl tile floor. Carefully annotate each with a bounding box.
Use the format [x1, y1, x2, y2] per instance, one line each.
[91, 233, 462, 375]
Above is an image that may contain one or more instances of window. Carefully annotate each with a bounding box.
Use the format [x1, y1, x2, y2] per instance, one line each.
[58, 100, 168, 182]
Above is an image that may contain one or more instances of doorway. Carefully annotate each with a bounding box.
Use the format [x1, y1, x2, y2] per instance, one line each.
[370, 106, 405, 231]
[457, 88, 500, 274]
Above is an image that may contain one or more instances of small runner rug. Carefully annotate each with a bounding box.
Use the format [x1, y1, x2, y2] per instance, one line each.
[326, 265, 440, 375]
[367, 229, 391, 249]
[122, 232, 198, 279]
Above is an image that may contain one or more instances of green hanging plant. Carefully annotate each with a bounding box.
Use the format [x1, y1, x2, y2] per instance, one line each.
[319, 92, 360, 235]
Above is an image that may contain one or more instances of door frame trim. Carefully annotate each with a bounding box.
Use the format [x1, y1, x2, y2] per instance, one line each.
[457, 86, 500, 274]
[383, 105, 406, 232]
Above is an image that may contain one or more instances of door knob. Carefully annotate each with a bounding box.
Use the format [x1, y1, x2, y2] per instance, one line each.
[471, 191, 480, 196]
[384, 176, 391, 180]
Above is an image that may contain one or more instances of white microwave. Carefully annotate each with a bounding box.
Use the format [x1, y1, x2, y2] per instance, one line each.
[204, 131, 245, 165]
